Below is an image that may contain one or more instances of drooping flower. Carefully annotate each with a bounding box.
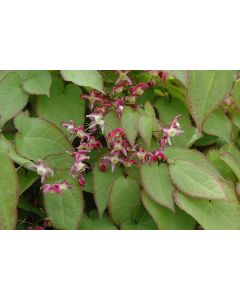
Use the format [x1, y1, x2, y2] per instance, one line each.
[30, 160, 54, 183]
[162, 115, 184, 145]
[86, 113, 105, 133]
[81, 90, 107, 110]
[42, 180, 73, 194]
[116, 71, 133, 86]
[61, 120, 77, 133]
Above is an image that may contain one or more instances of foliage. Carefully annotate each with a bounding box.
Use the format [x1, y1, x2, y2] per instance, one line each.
[0, 70, 240, 230]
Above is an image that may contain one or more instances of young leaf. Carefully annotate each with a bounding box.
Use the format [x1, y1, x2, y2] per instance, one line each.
[0, 72, 28, 128]
[44, 171, 84, 230]
[16, 70, 52, 96]
[60, 70, 103, 92]
[0, 153, 19, 229]
[187, 70, 237, 130]
[169, 159, 228, 201]
[93, 162, 122, 217]
[142, 191, 196, 230]
[121, 106, 139, 146]
[141, 163, 175, 211]
[108, 176, 141, 226]
[175, 191, 240, 230]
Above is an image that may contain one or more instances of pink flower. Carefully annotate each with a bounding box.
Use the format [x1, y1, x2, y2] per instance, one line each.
[152, 149, 167, 161]
[30, 160, 54, 183]
[86, 113, 105, 133]
[82, 90, 107, 110]
[129, 82, 149, 96]
[162, 115, 184, 145]
[100, 155, 121, 172]
[42, 180, 73, 194]
[116, 71, 133, 86]
[71, 126, 91, 141]
[120, 158, 137, 168]
[113, 98, 125, 118]
[61, 120, 77, 132]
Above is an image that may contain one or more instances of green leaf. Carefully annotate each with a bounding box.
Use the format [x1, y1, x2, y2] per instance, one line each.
[232, 111, 240, 129]
[138, 111, 153, 149]
[103, 111, 121, 136]
[142, 191, 196, 229]
[0, 153, 19, 229]
[155, 97, 191, 126]
[173, 124, 202, 148]
[14, 113, 72, 162]
[187, 70, 237, 130]
[141, 163, 175, 211]
[109, 176, 141, 226]
[207, 149, 237, 182]
[44, 171, 84, 229]
[120, 210, 157, 230]
[121, 107, 139, 146]
[37, 79, 85, 133]
[165, 147, 221, 177]
[79, 211, 117, 230]
[220, 152, 240, 181]
[0, 134, 32, 168]
[232, 79, 240, 105]
[0, 72, 28, 128]
[175, 191, 240, 230]
[60, 70, 103, 92]
[203, 109, 232, 143]
[17, 168, 38, 195]
[166, 70, 188, 87]
[169, 159, 228, 201]
[93, 162, 122, 217]
[17, 71, 52, 96]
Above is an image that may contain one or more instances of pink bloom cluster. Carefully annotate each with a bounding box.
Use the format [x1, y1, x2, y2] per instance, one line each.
[32, 71, 183, 195]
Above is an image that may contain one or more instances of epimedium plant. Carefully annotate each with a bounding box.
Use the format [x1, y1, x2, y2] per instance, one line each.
[0, 70, 240, 230]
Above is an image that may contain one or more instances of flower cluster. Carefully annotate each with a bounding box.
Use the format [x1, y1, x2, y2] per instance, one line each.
[32, 71, 183, 195]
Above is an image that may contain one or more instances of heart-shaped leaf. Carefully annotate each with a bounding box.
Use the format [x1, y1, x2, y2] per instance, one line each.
[44, 171, 84, 229]
[142, 191, 196, 229]
[175, 191, 240, 230]
[121, 107, 139, 146]
[61, 70, 103, 92]
[141, 162, 175, 211]
[169, 159, 228, 201]
[120, 210, 157, 230]
[17, 70, 52, 96]
[138, 111, 153, 149]
[0, 153, 19, 229]
[108, 176, 141, 226]
[203, 109, 232, 143]
[93, 162, 122, 217]
[103, 111, 121, 136]
[220, 152, 240, 181]
[37, 76, 85, 133]
[187, 70, 237, 130]
[14, 113, 72, 162]
[166, 70, 188, 87]
[79, 210, 117, 230]
[0, 72, 28, 128]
